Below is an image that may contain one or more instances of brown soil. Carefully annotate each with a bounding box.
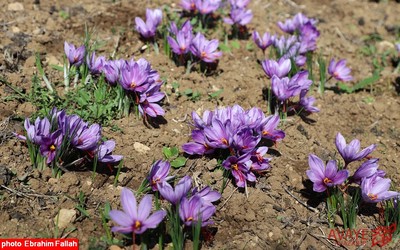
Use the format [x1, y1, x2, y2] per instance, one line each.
[0, 0, 399, 249]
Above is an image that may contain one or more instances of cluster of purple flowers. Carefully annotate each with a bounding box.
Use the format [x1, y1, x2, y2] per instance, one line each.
[306, 132, 399, 203]
[181, 0, 221, 15]
[64, 41, 165, 118]
[254, 13, 319, 66]
[135, 8, 163, 39]
[182, 105, 285, 187]
[167, 20, 222, 64]
[251, 13, 321, 114]
[223, 0, 253, 27]
[110, 160, 221, 234]
[15, 108, 122, 168]
[147, 160, 220, 226]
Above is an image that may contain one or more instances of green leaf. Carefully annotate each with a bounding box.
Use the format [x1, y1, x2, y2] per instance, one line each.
[172, 82, 180, 90]
[219, 43, 231, 53]
[352, 70, 380, 92]
[171, 157, 187, 168]
[184, 88, 193, 96]
[337, 82, 352, 93]
[51, 65, 64, 71]
[230, 40, 240, 49]
[209, 89, 223, 99]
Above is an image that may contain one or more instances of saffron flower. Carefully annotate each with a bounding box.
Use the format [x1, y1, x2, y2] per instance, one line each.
[222, 154, 255, 188]
[192, 186, 221, 206]
[328, 59, 353, 82]
[138, 84, 165, 118]
[103, 61, 120, 86]
[335, 132, 376, 166]
[97, 140, 123, 164]
[24, 117, 51, 144]
[259, 114, 285, 142]
[223, 8, 253, 26]
[179, 195, 216, 227]
[361, 176, 399, 203]
[229, 0, 250, 9]
[195, 0, 221, 15]
[306, 154, 349, 192]
[135, 9, 163, 39]
[120, 62, 152, 93]
[39, 130, 63, 164]
[157, 175, 192, 205]
[190, 33, 222, 63]
[64, 41, 85, 67]
[351, 158, 379, 185]
[262, 58, 291, 78]
[147, 160, 172, 191]
[72, 123, 101, 151]
[298, 90, 319, 113]
[250, 146, 271, 173]
[109, 188, 167, 234]
[252, 31, 274, 52]
[167, 30, 192, 55]
[181, 0, 197, 12]
[277, 13, 317, 34]
[87, 52, 105, 75]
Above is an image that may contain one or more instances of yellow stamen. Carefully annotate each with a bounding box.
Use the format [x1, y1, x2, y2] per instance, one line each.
[130, 82, 136, 89]
[232, 164, 239, 171]
[134, 220, 141, 230]
[221, 138, 228, 145]
[368, 193, 378, 201]
[50, 145, 56, 151]
[187, 217, 193, 222]
[323, 177, 332, 184]
[201, 51, 207, 58]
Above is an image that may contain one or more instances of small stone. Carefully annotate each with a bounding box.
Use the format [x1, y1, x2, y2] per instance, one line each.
[11, 26, 20, 33]
[109, 245, 122, 250]
[8, 3, 24, 11]
[133, 142, 150, 154]
[45, 55, 61, 66]
[334, 214, 343, 226]
[55, 209, 76, 229]
[268, 232, 274, 238]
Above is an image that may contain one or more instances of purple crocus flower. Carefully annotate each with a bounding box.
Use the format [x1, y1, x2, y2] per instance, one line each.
[278, 13, 317, 34]
[306, 154, 349, 192]
[361, 176, 399, 203]
[298, 90, 319, 113]
[97, 140, 123, 164]
[87, 52, 105, 75]
[262, 58, 291, 78]
[299, 22, 320, 53]
[259, 114, 285, 142]
[190, 33, 222, 63]
[157, 175, 192, 205]
[181, 0, 197, 12]
[24, 117, 51, 144]
[271, 76, 293, 102]
[250, 146, 271, 173]
[182, 130, 214, 155]
[147, 160, 172, 191]
[169, 20, 192, 37]
[195, 0, 221, 15]
[103, 61, 120, 86]
[179, 195, 216, 227]
[120, 62, 152, 93]
[192, 186, 221, 206]
[223, 8, 253, 26]
[232, 128, 260, 153]
[396, 43, 400, 53]
[64, 41, 85, 67]
[222, 153, 255, 188]
[328, 59, 353, 82]
[73, 123, 101, 151]
[351, 158, 379, 185]
[335, 132, 376, 166]
[167, 30, 192, 55]
[204, 119, 231, 149]
[109, 188, 167, 234]
[135, 8, 163, 39]
[229, 0, 250, 9]
[138, 84, 165, 117]
[252, 31, 274, 52]
[39, 130, 63, 164]
[288, 71, 312, 96]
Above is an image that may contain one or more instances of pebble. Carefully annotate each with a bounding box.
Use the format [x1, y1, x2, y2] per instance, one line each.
[54, 209, 76, 229]
[133, 142, 150, 153]
[8, 3, 24, 11]
[109, 246, 122, 250]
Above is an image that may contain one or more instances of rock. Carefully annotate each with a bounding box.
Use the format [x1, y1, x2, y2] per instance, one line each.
[45, 54, 61, 66]
[11, 26, 20, 33]
[335, 214, 344, 226]
[109, 246, 122, 250]
[377, 41, 395, 53]
[8, 3, 24, 11]
[133, 142, 150, 154]
[54, 209, 76, 229]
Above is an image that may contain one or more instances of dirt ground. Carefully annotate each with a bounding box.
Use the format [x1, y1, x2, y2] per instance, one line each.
[0, 0, 399, 249]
